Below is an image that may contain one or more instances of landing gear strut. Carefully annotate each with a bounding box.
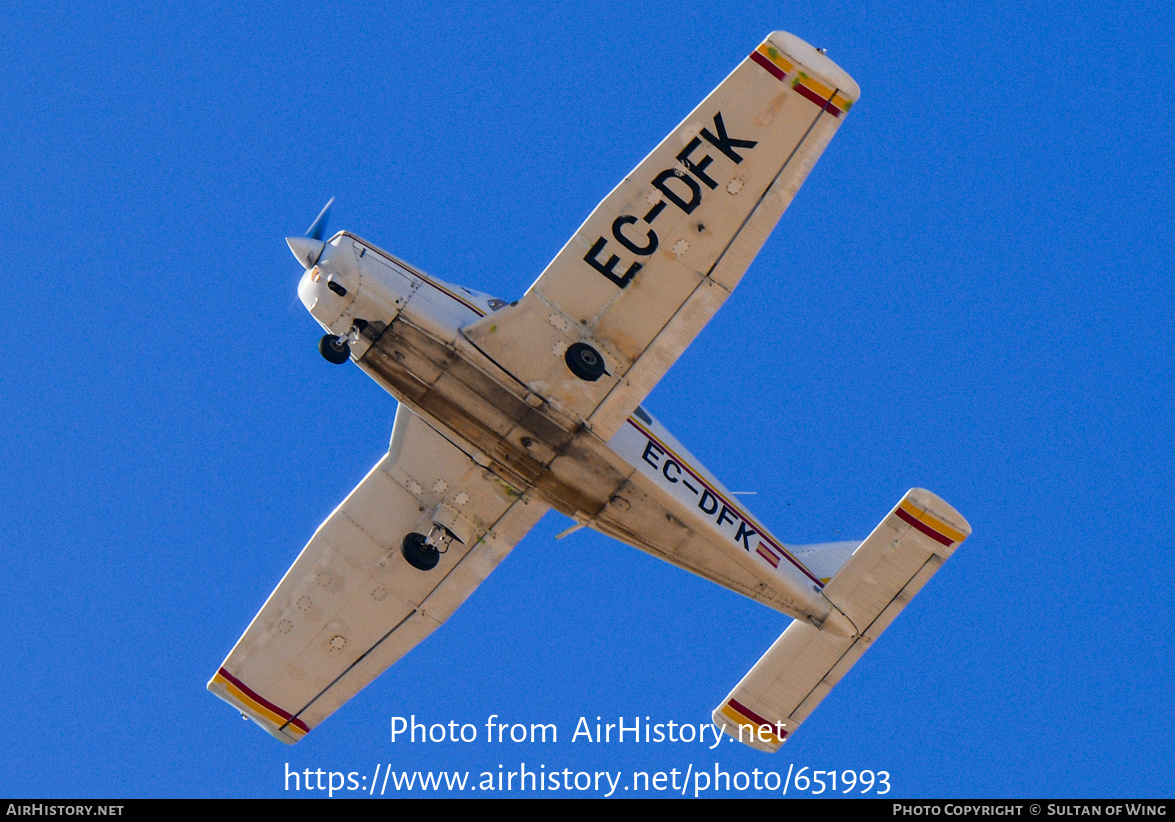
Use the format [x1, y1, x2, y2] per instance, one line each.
[319, 334, 350, 364]
[401, 525, 455, 571]
[319, 322, 369, 365]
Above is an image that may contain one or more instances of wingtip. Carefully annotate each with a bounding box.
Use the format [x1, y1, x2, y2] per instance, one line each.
[763, 30, 861, 104]
[904, 488, 972, 540]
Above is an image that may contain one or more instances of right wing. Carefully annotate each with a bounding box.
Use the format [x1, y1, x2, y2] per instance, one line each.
[463, 32, 858, 441]
[712, 490, 971, 751]
[209, 405, 547, 743]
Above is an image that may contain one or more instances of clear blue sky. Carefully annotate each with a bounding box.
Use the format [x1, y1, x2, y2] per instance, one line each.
[3, 0, 1173, 798]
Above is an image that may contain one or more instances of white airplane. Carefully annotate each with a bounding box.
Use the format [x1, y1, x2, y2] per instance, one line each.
[209, 31, 970, 751]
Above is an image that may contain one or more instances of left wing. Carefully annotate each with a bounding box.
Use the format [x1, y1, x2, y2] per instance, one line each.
[463, 32, 858, 440]
[209, 405, 547, 743]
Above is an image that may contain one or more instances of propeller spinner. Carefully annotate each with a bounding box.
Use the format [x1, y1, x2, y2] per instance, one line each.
[285, 196, 335, 269]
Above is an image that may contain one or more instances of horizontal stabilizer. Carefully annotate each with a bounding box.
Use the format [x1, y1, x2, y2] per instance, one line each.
[712, 489, 970, 751]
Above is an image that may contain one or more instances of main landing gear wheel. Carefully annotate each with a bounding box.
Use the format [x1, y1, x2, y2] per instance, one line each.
[319, 334, 350, 364]
[401, 532, 440, 571]
[565, 342, 607, 381]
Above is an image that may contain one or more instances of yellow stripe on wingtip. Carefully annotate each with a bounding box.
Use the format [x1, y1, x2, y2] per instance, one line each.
[720, 704, 784, 747]
[756, 43, 794, 75]
[897, 500, 968, 543]
[214, 674, 305, 734]
[794, 73, 855, 111]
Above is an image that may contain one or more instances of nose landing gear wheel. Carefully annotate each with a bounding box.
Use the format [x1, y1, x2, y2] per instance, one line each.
[401, 532, 440, 571]
[319, 334, 351, 364]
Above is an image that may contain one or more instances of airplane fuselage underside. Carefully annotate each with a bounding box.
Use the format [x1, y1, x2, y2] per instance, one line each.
[302, 232, 833, 624]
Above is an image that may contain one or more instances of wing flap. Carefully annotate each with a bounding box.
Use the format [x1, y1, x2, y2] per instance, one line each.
[712, 489, 970, 751]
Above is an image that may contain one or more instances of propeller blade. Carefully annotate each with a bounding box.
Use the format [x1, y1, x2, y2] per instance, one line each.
[305, 196, 335, 241]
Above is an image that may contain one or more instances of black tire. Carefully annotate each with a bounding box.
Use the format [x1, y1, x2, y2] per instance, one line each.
[319, 334, 350, 364]
[565, 342, 606, 381]
[401, 532, 440, 571]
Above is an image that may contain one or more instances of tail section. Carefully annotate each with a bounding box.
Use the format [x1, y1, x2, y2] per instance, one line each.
[712, 489, 970, 751]
[603, 406, 867, 618]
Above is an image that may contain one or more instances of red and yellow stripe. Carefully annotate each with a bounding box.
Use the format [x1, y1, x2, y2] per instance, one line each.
[792, 73, 854, 117]
[212, 667, 310, 738]
[756, 541, 781, 568]
[719, 699, 788, 747]
[750, 43, 794, 81]
[749, 42, 855, 118]
[894, 499, 968, 547]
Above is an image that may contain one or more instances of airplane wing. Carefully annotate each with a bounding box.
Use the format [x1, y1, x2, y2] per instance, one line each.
[208, 405, 547, 743]
[463, 32, 858, 440]
[712, 489, 971, 751]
